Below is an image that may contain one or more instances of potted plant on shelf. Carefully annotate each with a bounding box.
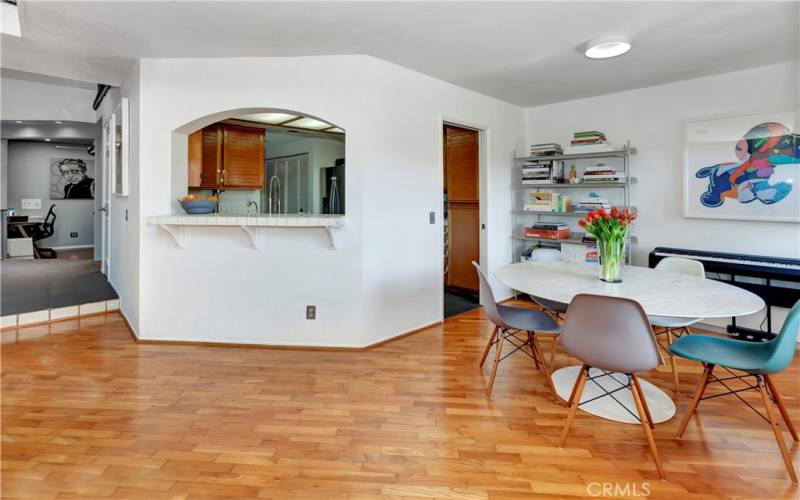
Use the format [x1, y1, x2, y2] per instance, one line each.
[578, 207, 636, 283]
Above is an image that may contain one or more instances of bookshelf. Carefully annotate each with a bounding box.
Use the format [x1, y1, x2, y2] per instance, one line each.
[511, 142, 636, 263]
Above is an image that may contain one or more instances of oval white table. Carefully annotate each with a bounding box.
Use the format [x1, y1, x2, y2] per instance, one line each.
[495, 261, 766, 424]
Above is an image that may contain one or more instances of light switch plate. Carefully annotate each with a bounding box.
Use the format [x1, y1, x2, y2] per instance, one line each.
[21, 198, 41, 209]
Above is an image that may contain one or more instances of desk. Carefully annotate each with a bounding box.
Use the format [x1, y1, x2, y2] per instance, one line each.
[7, 218, 45, 258]
[495, 261, 765, 423]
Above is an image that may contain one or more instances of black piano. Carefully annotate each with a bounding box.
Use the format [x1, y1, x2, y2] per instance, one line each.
[649, 247, 800, 341]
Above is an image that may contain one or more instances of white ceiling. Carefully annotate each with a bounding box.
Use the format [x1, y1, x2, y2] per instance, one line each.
[2, 1, 797, 107]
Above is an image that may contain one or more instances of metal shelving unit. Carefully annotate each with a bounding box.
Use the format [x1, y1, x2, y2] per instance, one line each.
[511, 143, 636, 263]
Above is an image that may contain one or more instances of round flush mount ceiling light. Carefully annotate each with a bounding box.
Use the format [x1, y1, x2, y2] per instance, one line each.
[585, 34, 631, 59]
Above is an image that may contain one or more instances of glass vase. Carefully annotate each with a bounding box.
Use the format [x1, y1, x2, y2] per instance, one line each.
[597, 237, 625, 283]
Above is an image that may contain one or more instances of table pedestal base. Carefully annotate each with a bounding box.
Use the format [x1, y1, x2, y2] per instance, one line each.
[552, 366, 676, 424]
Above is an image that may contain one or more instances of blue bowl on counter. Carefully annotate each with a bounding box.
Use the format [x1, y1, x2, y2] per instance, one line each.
[179, 199, 218, 214]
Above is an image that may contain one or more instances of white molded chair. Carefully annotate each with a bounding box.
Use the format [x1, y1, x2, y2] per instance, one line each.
[648, 256, 706, 396]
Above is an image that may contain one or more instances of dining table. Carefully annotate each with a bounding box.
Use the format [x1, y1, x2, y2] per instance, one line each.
[495, 261, 766, 424]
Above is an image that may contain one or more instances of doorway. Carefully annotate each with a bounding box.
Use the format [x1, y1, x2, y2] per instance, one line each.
[443, 123, 481, 318]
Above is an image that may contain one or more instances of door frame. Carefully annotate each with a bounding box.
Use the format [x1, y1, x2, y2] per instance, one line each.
[100, 114, 114, 278]
[439, 116, 488, 317]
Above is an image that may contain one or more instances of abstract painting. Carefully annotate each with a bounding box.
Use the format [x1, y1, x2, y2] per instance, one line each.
[684, 110, 799, 222]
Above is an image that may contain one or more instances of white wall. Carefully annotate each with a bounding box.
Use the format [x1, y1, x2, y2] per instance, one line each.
[1, 139, 7, 209]
[6, 141, 95, 247]
[134, 55, 523, 346]
[524, 61, 800, 332]
[0, 77, 97, 122]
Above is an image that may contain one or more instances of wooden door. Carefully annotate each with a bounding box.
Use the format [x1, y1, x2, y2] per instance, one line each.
[445, 126, 479, 201]
[447, 202, 479, 291]
[222, 125, 265, 189]
[188, 125, 222, 188]
[444, 125, 479, 292]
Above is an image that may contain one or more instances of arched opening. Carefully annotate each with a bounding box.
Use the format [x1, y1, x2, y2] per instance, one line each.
[171, 108, 345, 216]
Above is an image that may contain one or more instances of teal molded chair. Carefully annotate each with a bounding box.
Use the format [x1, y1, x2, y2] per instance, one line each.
[670, 300, 800, 483]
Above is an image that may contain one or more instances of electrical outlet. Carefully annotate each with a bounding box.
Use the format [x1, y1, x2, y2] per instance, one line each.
[21, 198, 41, 209]
[70, 232, 78, 238]
[306, 305, 316, 320]
[429, 211, 435, 224]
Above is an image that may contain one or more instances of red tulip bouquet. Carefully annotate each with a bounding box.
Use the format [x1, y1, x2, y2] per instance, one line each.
[578, 208, 637, 283]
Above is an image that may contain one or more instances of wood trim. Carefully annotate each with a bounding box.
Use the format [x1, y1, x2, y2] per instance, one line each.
[127, 320, 442, 352]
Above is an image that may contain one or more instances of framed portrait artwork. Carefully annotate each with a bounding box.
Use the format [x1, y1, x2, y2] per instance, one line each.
[683, 109, 799, 222]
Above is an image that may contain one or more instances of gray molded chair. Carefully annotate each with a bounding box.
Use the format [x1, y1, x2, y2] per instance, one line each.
[472, 261, 559, 400]
[528, 247, 569, 364]
[559, 293, 666, 479]
[648, 257, 706, 396]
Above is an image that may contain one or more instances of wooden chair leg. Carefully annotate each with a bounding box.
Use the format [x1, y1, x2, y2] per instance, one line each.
[676, 363, 714, 438]
[532, 334, 558, 402]
[479, 326, 498, 368]
[559, 364, 588, 447]
[630, 373, 665, 480]
[567, 365, 588, 406]
[549, 334, 557, 366]
[485, 330, 504, 398]
[758, 376, 798, 483]
[631, 374, 655, 429]
[665, 330, 680, 397]
[526, 331, 541, 370]
[764, 374, 799, 443]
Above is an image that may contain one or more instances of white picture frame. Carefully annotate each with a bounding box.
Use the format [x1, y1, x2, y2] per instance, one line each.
[683, 109, 799, 223]
[112, 97, 130, 196]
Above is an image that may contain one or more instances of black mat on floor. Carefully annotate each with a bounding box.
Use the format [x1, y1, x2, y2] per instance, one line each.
[1, 258, 118, 315]
[444, 289, 480, 318]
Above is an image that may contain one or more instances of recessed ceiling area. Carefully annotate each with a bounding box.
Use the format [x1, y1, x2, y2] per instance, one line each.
[1, 1, 797, 106]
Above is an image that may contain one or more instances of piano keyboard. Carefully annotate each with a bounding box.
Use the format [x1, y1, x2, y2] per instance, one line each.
[654, 252, 800, 271]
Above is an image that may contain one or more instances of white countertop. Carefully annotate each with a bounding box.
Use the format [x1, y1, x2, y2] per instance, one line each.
[147, 213, 345, 249]
[147, 213, 344, 227]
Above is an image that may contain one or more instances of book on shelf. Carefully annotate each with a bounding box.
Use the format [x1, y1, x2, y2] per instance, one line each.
[529, 142, 563, 156]
[523, 191, 570, 212]
[524, 223, 570, 240]
[563, 143, 615, 154]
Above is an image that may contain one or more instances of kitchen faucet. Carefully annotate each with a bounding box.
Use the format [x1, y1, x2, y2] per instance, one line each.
[268, 174, 281, 215]
[247, 200, 259, 213]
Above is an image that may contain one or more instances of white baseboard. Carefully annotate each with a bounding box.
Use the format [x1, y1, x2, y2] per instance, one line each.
[52, 244, 94, 250]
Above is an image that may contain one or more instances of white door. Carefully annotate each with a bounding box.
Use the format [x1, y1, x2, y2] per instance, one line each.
[100, 115, 114, 277]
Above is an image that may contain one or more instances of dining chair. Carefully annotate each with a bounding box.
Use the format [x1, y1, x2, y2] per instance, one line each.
[472, 261, 559, 400]
[648, 256, 706, 396]
[559, 293, 666, 479]
[670, 299, 800, 483]
[528, 247, 568, 365]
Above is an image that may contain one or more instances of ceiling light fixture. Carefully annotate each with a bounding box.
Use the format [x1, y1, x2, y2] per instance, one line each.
[55, 121, 63, 124]
[44, 138, 51, 142]
[585, 34, 631, 59]
[15, 120, 23, 124]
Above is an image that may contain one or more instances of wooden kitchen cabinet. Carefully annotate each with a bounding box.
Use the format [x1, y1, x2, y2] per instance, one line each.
[188, 124, 264, 190]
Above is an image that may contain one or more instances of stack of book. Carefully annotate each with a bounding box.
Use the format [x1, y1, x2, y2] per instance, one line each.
[524, 222, 570, 240]
[524, 191, 570, 212]
[521, 162, 554, 184]
[564, 131, 613, 154]
[581, 161, 627, 183]
[574, 193, 611, 212]
[529, 143, 563, 156]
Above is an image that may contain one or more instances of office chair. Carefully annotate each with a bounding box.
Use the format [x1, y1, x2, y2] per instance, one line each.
[31, 204, 58, 259]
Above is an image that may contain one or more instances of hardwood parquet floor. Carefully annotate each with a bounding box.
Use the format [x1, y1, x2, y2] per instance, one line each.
[2, 306, 798, 499]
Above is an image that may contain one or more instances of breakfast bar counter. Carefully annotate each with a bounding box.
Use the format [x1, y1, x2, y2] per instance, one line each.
[146, 213, 345, 249]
